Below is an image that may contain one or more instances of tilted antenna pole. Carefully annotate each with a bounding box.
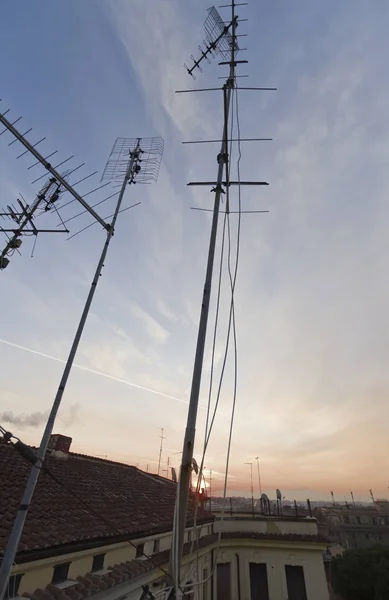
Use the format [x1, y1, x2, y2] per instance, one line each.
[168, 3, 238, 592]
[0, 141, 142, 600]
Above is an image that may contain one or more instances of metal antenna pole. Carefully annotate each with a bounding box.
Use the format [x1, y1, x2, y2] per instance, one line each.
[255, 456, 262, 496]
[0, 141, 142, 600]
[157, 428, 165, 476]
[245, 462, 254, 515]
[168, 3, 238, 591]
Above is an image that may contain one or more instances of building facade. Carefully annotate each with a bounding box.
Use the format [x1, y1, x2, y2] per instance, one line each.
[317, 504, 389, 550]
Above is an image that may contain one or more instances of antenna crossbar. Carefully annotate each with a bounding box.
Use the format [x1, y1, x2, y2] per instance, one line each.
[191, 208, 269, 214]
[187, 181, 269, 186]
[176, 86, 276, 93]
[182, 138, 272, 144]
[218, 59, 248, 65]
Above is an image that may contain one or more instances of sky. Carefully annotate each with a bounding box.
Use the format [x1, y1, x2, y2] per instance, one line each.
[1, 0, 389, 503]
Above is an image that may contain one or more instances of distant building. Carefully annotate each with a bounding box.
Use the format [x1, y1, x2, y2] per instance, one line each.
[317, 504, 389, 549]
[1, 435, 329, 599]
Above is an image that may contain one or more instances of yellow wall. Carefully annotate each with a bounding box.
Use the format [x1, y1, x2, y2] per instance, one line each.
[215, 541, 329, 600]
[15, 540, 136, 595]
[13, 525, 209, 595]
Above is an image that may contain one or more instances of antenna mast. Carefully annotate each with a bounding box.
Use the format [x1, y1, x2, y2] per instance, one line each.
[168, 1, 273, 593]
[169, 0, 239, 591]
[157, 427, 166, 476]
[0, 137, 163, 600]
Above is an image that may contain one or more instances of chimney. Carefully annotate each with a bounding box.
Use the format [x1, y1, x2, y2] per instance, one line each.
[48, 434, 72, 454]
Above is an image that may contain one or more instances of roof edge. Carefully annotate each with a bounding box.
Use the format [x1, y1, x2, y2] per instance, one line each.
[14, 518, 215, 564]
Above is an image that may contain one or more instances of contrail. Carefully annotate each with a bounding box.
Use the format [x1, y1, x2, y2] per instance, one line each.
[0, 338, 191, 407]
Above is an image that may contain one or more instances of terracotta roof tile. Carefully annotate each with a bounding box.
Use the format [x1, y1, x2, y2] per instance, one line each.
[0, 440, 212, 556]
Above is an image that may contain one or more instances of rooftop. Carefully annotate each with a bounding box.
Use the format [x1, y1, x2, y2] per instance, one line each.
[0, 437, 212, 558]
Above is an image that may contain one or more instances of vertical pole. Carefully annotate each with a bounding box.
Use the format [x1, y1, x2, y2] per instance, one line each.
[255, 457, 262, 496]
[244, 462, 253, 515]
[0, 141, 141, 600]
[157, 428, 165, 476]
[351, 491, 355, 507]
[168, 5, 238, 591]
[250, 463, 254, 516]
[209, 470, 212, 512]
[255, 457, 262, 513]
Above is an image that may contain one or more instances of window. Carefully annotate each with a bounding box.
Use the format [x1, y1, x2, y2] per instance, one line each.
[249, 563, 269, 600]
[356, 516, 361, 524]
[217, 563, 231, 600]
[135, 543, 144, 558]
[91, 554, 105, 572]
[371, 517, 377, 525]
[52, 563, 70, 585]
[343, 516, 350, 523]
[187, 531, 192, 542]
[378, 534, 383, 542]
[153, 539, 160, 553]
[285, 565, 307, 600]
[365, 533, 370, 540]
[4, 574, 23, 599]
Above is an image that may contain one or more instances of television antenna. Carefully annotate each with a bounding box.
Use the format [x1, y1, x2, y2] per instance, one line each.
[168, 1, 274, 594]
[0, 177, 69, 269]
[0, 136, 163, 600]
[0, 103, 122, 270]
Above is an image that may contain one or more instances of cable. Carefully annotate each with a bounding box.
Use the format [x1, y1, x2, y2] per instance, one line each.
[0, 429, 189, 599]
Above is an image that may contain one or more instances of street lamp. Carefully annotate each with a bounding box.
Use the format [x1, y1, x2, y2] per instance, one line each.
[244, 462, 254, 516]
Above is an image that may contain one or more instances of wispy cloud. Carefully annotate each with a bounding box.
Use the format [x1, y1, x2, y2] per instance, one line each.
[128, 302, 170, 345]
[0, 338, 187, 405]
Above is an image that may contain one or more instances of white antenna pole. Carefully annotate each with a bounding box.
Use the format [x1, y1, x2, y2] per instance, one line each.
[168, 2, 238, 591]
[0, 142, 143, 600]
[157, 428, 165, 476]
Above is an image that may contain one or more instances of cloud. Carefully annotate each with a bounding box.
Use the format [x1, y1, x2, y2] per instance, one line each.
[0, 404, 79, 429]
[128, 302, 170, 345]
[0, 338, 188, 406]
